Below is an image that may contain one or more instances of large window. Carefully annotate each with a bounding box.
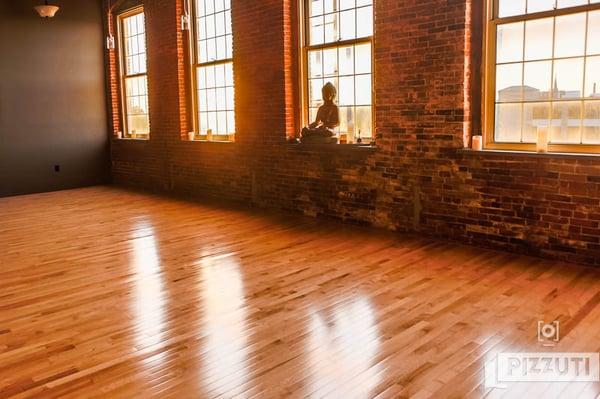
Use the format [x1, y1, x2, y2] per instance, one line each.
[303, 0, 374, 144]
[485, 0, 600, 152]
[191, 0, 235, 141]
[118, 9, 150, 139]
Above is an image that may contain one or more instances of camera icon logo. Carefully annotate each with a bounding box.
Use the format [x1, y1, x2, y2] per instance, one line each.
[537, 320, 560, 346]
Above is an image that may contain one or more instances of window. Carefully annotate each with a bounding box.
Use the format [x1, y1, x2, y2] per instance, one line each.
[303, 0, 374, 144]
[191, 0, 235, 141]
[484, 0, 600, 152]
[118, 9, 150, 139]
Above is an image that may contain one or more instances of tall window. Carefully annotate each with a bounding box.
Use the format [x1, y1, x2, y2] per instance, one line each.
[192, 0, 235, 141]
[118, 9, 150, 139]
[303, 0, 374, 144]
[485, 0, 600, 152]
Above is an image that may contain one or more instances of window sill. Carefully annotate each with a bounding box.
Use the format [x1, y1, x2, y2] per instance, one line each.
[113, 137, 149, 142]
[285, 142, 378, 153]
[459, 148, 600, 159]
[185, 139, 235, 144]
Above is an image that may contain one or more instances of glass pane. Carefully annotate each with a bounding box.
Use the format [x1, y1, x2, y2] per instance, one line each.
[310, 0, 324, 16]
[206, 14, 215, 37]
[227, 111, 235, 134]
[340, 0, 355, 10]
[216, 87, 226, 109]
[198, 89, 207, 112]
[208, 112, 217, 133]
[199, 112, 208, 133]
[197, 67, 207, 89]
[554, 13, 586, 58]
[309, 78, 324, 107]
[225, 62, 233, 85]
[552, 58, 584, 100]
[497, 22, 524, 64]
[583, 101, 600, 144]
[324, 0, 337, 13]
[226, 35, 233, 58]
[226, 87, 234, 109]
[556, 0, 587, 7]
[498, 0, 526, 17]
[355, 43, 371, 74]
[323, 48, 338, 77]
[355, 106, 372, 140]
[588, 11, 600, 55]
[206, 38, 216, 61]
[338, 76, 354, 105]
[127, 114, 149, 135]
[339, 107, 355, 139]
[215, 64, 225, 87]
[216, 36, 226, 60]
[550, 102, 582, 143]
[310, 16, 324, 45]
[339, 9, 356, 40]
[206, 88, 216, 111]
[309, 50, 323, 78]
[524, 17, 553, 61]
[585, 56, 600, 98]
[496, 63, 523, 102]
[356, 6, 373, 38]
[355, 74, 371, 105]
[217, 112, 227, 135]
[495, 103, 522, 142]
[205, 0, 214, 14]
[339, 46, 354, 76]
[523, 102, 550, 142]
[523, 61, 552, 101]
[125, 76, 149, 135]
[527, 0, 555, 13]
[324, 13, 338, 43]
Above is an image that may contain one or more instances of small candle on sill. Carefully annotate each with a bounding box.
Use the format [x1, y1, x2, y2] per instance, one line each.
[537, 128, 549, 153]
[472, 135, 483, 151]
[116, 131, 123, 139]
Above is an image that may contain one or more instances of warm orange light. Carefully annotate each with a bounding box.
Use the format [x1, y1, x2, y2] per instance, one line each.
[34, 2, 60, 18]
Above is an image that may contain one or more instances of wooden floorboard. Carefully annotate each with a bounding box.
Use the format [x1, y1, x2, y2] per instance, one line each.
[0, 186, 599, 398]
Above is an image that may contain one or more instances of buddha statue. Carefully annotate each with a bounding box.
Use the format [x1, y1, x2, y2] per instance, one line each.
[301, 82, 340, 144]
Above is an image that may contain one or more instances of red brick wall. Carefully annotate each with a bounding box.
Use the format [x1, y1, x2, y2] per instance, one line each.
[106, 0, 600, 267]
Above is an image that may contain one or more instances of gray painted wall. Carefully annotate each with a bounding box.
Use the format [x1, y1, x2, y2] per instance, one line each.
[0, 0, 109, 197]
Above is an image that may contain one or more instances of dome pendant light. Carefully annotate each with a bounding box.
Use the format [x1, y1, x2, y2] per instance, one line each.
[34, 0, 60, 18]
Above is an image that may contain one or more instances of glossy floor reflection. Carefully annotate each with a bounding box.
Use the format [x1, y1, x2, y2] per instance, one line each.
[0, 187, 599, 398]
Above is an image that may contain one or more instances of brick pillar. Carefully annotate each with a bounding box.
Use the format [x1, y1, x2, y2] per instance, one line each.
[232, 0, 296, 145]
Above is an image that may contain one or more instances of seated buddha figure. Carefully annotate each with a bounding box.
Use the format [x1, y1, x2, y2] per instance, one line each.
[301, 82, 340, 144]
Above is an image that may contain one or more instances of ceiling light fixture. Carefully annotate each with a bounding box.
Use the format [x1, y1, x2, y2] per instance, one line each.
[34, 0, 60, 18]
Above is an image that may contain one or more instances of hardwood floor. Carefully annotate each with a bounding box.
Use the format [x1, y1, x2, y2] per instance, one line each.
[1, 186, 599, 399]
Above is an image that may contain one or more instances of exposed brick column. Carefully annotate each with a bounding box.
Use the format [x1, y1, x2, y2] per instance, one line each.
[232, 0, 295, 145]
[144, 0, 186, 144]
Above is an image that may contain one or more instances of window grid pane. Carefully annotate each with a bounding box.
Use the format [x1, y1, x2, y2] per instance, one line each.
[308, 43, 372, 141]
[492, 5, 600, 145]
[195, 0, 233, 64]
[123, 13, 147, 76]
[498, 0, 596, 18]
[196, 62, 235, 136]
[307, 0, 373, 45]
[121, 11, 149, 137]
[194, 0, 235, 140]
